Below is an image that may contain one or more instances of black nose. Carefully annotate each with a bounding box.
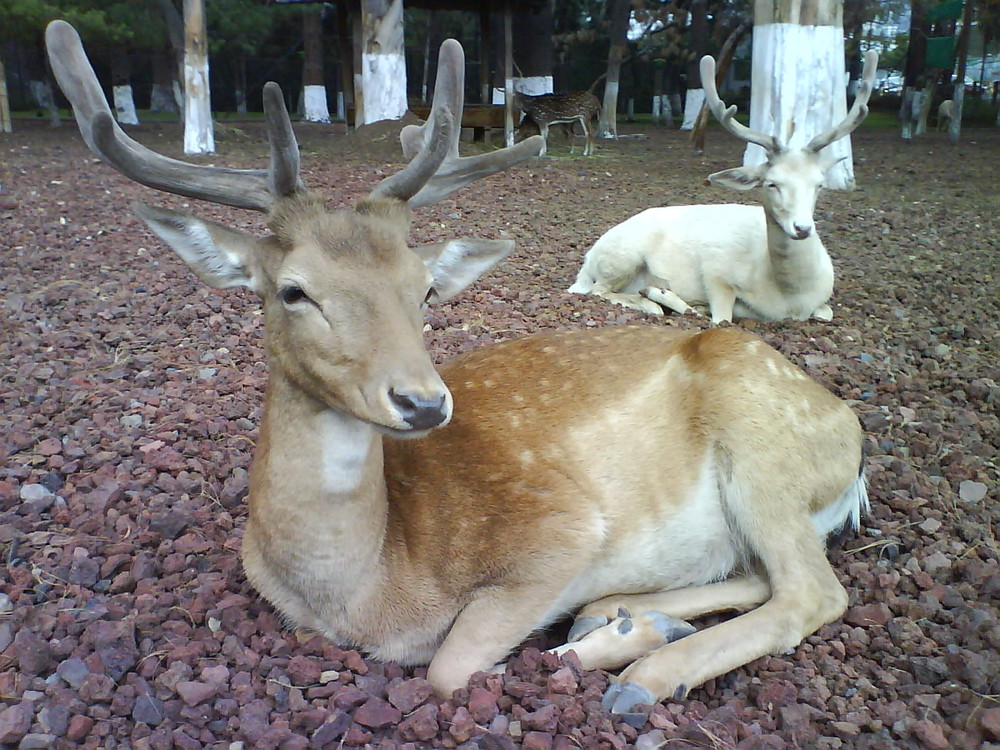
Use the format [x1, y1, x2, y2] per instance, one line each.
[388, 389, 448, 431]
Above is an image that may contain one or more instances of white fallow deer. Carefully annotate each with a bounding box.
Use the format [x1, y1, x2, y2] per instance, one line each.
[569, 51, 878, 324]
[48, 21, 868, 713]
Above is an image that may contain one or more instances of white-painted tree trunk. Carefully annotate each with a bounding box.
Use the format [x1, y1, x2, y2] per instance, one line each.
[304, 85, 331, 123]
[680, 88, 705, 130]
[361, 0, 407, 124]
[745, 22, 854, 189]
[113, 85, 140, 125]
[0, 56, 11, 133]
[492, 76, 553, 104]
[183, 0, 214, 154]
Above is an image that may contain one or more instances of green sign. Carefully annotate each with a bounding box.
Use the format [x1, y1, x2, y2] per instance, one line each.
[925, 36, 956, 68]
[926, 0, 963, 23]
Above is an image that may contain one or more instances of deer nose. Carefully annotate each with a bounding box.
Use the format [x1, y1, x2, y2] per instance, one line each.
[792, 223, 813, 240]
[388, 389, 448, 431]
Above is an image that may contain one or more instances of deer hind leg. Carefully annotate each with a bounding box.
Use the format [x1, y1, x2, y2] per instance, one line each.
[597, 458, 851, 712]
[550, 575, 770, 673]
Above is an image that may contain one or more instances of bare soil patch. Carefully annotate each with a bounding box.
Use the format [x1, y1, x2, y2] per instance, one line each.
[1, 118, 998, 749]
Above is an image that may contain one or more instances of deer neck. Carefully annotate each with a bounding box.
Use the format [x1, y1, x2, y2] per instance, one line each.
[762, 210, 826, 292]
[246, 369, 390, 608]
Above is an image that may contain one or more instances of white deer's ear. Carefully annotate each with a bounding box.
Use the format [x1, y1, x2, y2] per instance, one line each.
[411, 238, 514, 303]
[819, 153, 849, 177]
[132, 203, 263, 292]
[707, 165, 767, 191]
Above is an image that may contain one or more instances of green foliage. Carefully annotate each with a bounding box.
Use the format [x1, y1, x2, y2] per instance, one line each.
[1, 0, 128, 43]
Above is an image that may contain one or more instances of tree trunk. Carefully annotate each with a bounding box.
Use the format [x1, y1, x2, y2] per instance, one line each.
[0, 53, 12, 133]
[334, 2, 353, 119]
[303, 5, 331, 123]
[26, 42, 60, 127]
[360, 0, 407, 124]
[157, 0, 186, 116]
[691, 20, 750, 152]
[681, 0, 708, 130]
[235, 55, 248, 114]
[504, 3, 514, 147]
[111, 51, 139, 126]
[598, 0, 631, 138]
[949, 0, 974, 142]
[512, 3, 553, 95]
[183, 0, 214, 154]
[150, 49, 179, 114]
[747, 0, 855, 189]
[901, 0, 928, 140]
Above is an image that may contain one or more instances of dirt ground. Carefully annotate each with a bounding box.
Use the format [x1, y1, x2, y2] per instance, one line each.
[1, 114, 998, 750]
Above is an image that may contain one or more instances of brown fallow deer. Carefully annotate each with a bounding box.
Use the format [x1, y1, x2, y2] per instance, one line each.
[570, 52, 878, 324]
[48, 20, 868, 713]
[514, 90, 601, 157]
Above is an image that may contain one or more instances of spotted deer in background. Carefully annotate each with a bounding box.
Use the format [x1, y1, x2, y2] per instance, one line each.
[514, 90, 601, 156]
[49, 19, 868, 714]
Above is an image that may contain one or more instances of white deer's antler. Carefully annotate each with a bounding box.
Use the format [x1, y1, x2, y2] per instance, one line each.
[700, 55, 780, 153]
[806, 50, 879, 153]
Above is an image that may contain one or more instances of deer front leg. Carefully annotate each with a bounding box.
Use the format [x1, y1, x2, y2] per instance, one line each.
[810, 304, 833, 321]
[704, 277, 737, 324]
[595, 290, 666, 316]
[538, 123, 550, 157]
[426, 568, 587, 698]
[640, 286, 696, 316]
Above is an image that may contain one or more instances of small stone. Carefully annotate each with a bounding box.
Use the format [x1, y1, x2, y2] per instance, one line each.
[522, 731, 554, 750]
[18, 733, 57, 749]
[57, 658, 90, 689]
[522, 704, 560, 734]
[176, 680, 218, 706]
[844, 603, 891, 627]
[386, 677, 434, 713]
[830, 721, 861, 740]
[310, 713, 351, 745]
[149, 510, 194, 540]
[398, 703, 440, 742]
[65, 715, 94, 742]
[919, 518, 942, 533]
[319, 670, 339, 684]
[132, 694, 166, 725]
[201, 664, 230, 686]
[14, 630, 53, 675]
[958, 480, 987, 503]
[546, 666, 578, 695]
[636, 730, 669, 750]
[448, 706, 476, 743]
[922, 552, 951, 574]
[980, 708, 1000, 740]
[353, 697, 401, 729]
[19, 483, 54, 503]
[467, 685, 499, 724]
[120, 414, 143, 429]
[912, 720, 949, 749]
[0, 703, 31, 744]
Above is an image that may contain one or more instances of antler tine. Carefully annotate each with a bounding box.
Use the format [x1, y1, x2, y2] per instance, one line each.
[806, 49, 879, 153]
[700, 55, 780, 153]
[371, 39, 544, 209]
[45, 20, 281, 212]
[262, 82, 304, 198]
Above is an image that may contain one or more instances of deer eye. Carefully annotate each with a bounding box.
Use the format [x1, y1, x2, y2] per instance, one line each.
[279, 285, 309, 305]
[764, 181, 778, 190]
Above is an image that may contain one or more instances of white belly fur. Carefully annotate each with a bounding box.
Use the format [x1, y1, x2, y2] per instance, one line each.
[543, 456, 739, 624]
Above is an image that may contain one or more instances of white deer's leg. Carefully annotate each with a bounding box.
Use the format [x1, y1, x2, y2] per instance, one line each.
[640, 286, 696, 316]
[704, 277, 737, 324]
[596, 290, 665, 316]
[538, 124, 549, 157]
[810, 304, 833, 321]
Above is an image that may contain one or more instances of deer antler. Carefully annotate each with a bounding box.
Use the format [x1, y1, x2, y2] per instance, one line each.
[806, 50, 879, 153]
[700, 55, 780, 154]
[45, 20, 302, 211]
[371, 38, 544, 208]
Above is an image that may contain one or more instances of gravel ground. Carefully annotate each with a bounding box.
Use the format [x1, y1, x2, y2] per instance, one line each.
[1, 117, 998, 750]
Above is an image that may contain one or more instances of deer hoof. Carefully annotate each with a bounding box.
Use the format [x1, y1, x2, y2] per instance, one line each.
[646, 611, 697, 642]
[567, 615, 609, 642]
[602, 681, 657, 714]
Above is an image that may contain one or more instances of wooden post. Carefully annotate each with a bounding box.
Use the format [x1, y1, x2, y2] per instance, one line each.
[183, 0, 214, 154]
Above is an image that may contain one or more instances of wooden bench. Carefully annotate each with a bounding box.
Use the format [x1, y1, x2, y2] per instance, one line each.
[409, 104, 507, 145]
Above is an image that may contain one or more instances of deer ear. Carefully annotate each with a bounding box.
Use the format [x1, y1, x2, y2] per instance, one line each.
[819, 153, 848, 176]
[132, 203, 264, 292]
[707, 165, 766, 191]
[411, 238, 514, 303]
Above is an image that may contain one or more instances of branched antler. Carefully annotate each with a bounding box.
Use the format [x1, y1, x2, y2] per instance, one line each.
[700, 55, 779, 153]
[806, 50, 878, 153]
